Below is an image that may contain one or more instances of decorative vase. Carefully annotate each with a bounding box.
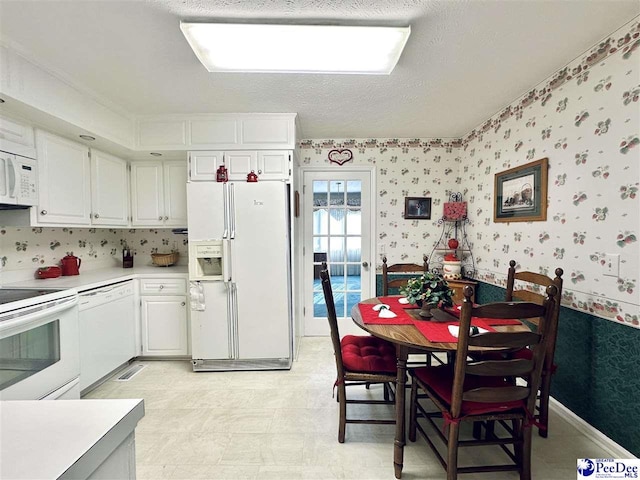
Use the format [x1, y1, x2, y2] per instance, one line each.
[418, 302, 438, 319]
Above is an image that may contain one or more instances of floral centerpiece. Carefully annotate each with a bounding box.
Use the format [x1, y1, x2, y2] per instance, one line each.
[400, 271, 454, 318]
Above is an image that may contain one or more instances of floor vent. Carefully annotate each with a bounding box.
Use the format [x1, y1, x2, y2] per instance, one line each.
[114, 364, 146, 382]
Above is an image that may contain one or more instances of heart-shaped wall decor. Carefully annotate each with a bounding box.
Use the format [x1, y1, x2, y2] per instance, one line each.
[328, 149, 353, 165]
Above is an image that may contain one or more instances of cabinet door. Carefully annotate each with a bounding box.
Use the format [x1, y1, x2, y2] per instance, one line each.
[131, 162, 164, 226]
[189, 151, 223, 181]
[36, 130, 91, 225]
[141, 295, 188, 356]
[257, 150, 290, 180]
[91, 150, 129, 226]
[225, 151, 257, 181]
[163, 161, 187, 226]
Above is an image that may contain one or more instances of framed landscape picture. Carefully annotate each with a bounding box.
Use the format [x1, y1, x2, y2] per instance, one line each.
[404, 197, 432, 220]
[494, 157, 548, 223]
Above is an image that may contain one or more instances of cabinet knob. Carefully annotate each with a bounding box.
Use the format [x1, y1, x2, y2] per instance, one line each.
[181, 301, 186, 307]
[258, 169, 262, 174]
[158, 216, 163, 221]
[94, 213, 99, 219]
[362, 262, 369, 268]
[159, 285, 164, 290]
[40, 210, 47, 215]
[164, 216, 168, 221]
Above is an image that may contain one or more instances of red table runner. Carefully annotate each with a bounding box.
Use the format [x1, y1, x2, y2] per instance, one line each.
[443, 305, 522, 326]
[357, 303, 414, 325]
[376, 296, 419, 309]
[412, 318, 496, 343]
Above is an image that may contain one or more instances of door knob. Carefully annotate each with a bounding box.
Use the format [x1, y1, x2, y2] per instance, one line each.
[362, 262, 369, 268]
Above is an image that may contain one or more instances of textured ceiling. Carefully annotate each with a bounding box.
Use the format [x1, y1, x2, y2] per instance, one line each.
[0, 0, 638, 139]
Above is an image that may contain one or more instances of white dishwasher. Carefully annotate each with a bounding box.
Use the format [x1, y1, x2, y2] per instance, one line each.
[79, 280, 136, 393]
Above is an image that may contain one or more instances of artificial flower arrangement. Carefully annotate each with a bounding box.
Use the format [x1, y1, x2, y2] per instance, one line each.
[400, 271, 455, 309]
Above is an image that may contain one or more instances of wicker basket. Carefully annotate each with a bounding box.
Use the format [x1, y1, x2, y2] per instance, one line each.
[151, 252, 179, 267]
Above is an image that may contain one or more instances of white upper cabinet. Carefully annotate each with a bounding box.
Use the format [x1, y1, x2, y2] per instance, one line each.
[0, 114, 36, 159]
[188, 150, 291, 182]
[35, 130, 91, 225]
[226, 151, 258, 180]
[137, 114, 297, 151]
[163, 161, 188, 226]
[131, 160, 187, 227]
[90, 150, 129, 226]
[188, 151, 224, 181]
[257, 151, 291, 181]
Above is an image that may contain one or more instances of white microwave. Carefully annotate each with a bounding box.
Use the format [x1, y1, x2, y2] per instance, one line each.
[0, 151, 38, 207]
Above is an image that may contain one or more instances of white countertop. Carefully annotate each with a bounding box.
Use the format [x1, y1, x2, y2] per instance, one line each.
[3, 265, 188, 292]
[0, 399, 145, 480]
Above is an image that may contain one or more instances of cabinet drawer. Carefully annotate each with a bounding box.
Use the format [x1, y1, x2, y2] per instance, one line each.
[139, 278, 187, 295]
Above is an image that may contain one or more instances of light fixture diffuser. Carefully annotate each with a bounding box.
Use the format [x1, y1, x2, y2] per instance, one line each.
[180, 22, 411, 75]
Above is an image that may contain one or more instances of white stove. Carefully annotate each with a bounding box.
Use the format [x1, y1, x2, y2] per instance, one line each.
[0, 287, 75, 312]
[0, 286, 80, 400]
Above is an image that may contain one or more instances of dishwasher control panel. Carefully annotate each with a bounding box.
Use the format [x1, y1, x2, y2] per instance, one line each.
[79, 281, 134, 311]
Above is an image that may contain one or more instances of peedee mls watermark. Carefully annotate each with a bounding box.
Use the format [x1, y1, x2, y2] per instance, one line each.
[578, 459, 639, 479]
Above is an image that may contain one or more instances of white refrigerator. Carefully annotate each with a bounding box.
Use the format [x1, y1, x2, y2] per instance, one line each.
[187, 181, 292, 370]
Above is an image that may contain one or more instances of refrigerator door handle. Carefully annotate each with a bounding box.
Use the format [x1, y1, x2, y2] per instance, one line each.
[226, 282, 234, 359]
[232, 282, 239, 358]
[222, 239, 231, 282]
[222, 182, 229, 239]
[230, 183, 236, 239]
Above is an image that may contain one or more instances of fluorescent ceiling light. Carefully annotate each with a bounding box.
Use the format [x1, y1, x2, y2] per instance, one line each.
[180, 22, 411, 75]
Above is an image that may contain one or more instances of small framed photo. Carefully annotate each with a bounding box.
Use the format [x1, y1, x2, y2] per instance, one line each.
[494, 157, 549, 223]
[404, 197, 432, 220]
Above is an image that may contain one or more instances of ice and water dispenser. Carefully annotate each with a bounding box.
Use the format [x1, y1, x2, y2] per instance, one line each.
[189, 240, 227, 281]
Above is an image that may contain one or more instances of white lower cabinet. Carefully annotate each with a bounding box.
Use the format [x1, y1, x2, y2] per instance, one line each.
[139, 278, 188, 356]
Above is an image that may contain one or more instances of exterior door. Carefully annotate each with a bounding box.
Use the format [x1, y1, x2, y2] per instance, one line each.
[302, 168, 375, 336]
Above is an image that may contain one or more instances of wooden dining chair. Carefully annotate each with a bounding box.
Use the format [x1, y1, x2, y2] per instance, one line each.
[505, 260, 564, 438]
[408, 284, 558, 480]
[319, 264, 397, 443]
[381, 255, 429, 296]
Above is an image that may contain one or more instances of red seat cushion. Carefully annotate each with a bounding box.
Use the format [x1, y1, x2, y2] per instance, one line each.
[413, 365, 525, 416]
[341, 335, 397, 374]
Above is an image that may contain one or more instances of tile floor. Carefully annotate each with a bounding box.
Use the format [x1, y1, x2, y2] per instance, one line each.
[86, 338, 613, 479]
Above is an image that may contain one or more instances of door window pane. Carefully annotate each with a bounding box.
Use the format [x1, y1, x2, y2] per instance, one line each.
[329, 181, 344, 206]
[313, 181, 328, 207]
[346, 210, 362, 235]
[346, 181, 362, 207]
[329, 210, 345, 235]
[313, 210, 328, 235]
[346, 237, 361, 263]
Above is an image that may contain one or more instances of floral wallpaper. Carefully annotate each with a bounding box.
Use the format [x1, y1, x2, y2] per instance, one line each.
[461, 18, 640, 329]
[0, 227, 188, 274]
[300, 18, 640, 328]
[299, 139, 460, 270]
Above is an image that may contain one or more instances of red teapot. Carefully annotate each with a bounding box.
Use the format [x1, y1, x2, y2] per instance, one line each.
[60, 255, 81, 276]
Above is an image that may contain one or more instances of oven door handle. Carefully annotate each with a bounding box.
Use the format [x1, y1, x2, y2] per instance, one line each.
[0, 296, 78, 335]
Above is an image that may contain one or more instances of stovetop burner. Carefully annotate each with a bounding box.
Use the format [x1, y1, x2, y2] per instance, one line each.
[0, 288, 65, 305]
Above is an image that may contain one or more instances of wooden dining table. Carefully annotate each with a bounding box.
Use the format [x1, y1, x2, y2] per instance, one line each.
[351, 297, 529, 479]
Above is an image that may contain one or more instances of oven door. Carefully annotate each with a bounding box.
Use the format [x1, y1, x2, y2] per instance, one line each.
[0, 296, 79, 400]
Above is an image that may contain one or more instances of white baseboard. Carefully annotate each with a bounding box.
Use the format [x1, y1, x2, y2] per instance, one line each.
[550, 396, 637, 458]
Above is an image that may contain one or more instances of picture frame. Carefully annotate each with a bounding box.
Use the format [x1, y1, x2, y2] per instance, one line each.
[404, 197, 432, 220]
[494, 157, 549, 223]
